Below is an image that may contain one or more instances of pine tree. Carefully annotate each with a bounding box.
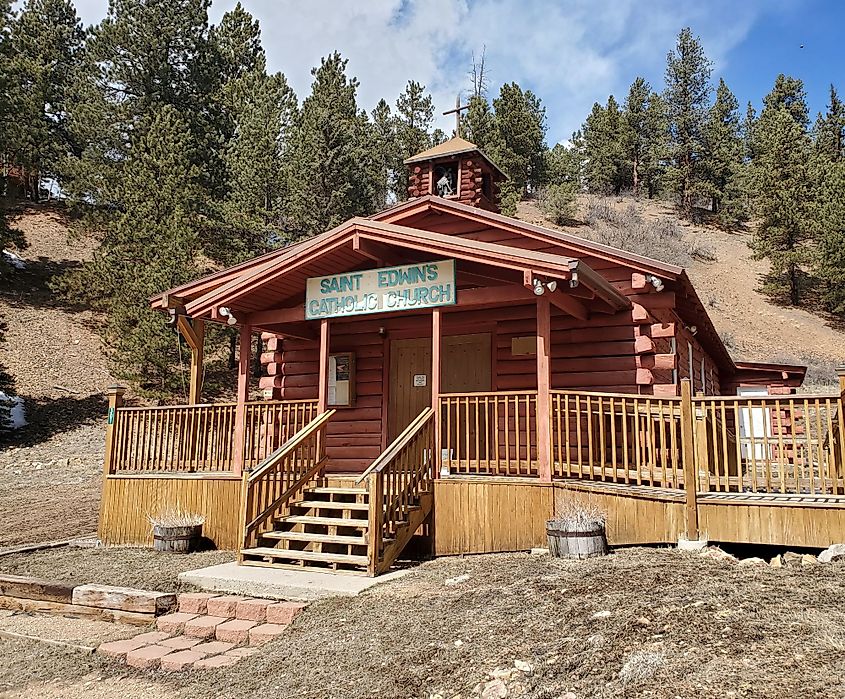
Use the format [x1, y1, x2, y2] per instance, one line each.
[815, 160, 845, 313]
[582, 96, 628, 194]
[62, 107, 206, 399]
[623, 78, 651, 197]
[394, 80, 434, 200]
[539, 142, 579, 224]
[749, 77, 814, 306]
[66, 0, 213, 204]
[369, 98, 400, 208]
[463, 95, 500, 155]
[492, 82, 547, 208]
[285, 52, 374, 236]
[216, 67, 297, 264]
[663, 27, 712, 215]
[813, 85, 845, 163]
[7, 0, 84, 195]
[702, 79, 746, 224]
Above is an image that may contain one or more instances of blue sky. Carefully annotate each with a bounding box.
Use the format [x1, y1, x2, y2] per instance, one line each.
[57, 0, 845, 143]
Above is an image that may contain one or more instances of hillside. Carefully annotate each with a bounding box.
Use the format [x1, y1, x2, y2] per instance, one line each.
[518, 196, 843, 389]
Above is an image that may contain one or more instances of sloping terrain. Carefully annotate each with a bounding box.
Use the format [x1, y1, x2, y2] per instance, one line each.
[0, 205, 111, 545]
[518, 196, 844, 389]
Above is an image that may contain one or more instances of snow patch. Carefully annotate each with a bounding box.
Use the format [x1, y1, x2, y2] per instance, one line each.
[0, 390, 27, 429]
[2, 249, 26, 270]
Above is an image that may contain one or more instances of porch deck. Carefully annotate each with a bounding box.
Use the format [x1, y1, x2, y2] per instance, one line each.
[99, 380, 845, 568]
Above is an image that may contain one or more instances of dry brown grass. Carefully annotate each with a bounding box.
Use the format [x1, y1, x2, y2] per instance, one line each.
[4, 548, 845, 698]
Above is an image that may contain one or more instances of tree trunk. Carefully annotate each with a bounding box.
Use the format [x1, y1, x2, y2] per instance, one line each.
[632, 156, 639, 197]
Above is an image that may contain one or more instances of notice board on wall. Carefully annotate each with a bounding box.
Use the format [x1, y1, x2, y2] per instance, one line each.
[328, 352, 355, 407]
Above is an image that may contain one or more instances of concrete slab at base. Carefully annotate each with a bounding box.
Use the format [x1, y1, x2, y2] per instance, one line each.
[677, 536, 709, 551]
[177, 563, 408, 601]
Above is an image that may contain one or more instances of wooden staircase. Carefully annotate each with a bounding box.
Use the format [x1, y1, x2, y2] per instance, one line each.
[240, 481, 431, 575]
[240, 407, 436, 576]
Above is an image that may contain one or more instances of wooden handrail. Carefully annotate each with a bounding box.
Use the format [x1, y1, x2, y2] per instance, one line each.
[240, 409, 335, 554]
[248, 410, 335, 482]
[356, 407, 434, 484]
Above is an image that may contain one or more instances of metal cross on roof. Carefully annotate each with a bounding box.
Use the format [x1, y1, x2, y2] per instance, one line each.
[443, 94, 470, 135]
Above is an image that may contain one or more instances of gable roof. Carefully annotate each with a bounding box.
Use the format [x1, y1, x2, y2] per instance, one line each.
[179, 217, 629, 320]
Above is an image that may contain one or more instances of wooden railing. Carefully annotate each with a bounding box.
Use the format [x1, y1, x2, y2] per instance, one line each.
[550, 391, 684, 489]
[107, 399, 319, 474]
[240, 410, 335, 553]
[358, 408, 435, 576]
[439, 391, 538, 476]
[243, 400, 319, 469]
[110, 403, 239, 473]
[693, 394, 845, 494]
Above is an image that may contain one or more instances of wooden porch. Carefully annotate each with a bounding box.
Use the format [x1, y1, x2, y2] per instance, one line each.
[99, 373, 845, 573]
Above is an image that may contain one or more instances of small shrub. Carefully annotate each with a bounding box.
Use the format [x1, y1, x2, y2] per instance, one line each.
[619, 650, 667, 685]
[537, 183, 577, 225]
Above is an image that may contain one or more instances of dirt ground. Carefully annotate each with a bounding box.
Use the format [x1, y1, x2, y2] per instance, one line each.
[0, 547, 233, 591]
[1, 548, 845, 698]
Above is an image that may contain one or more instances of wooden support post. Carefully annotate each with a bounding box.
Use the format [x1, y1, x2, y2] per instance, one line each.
[431, 308, 442, 477]
[317, 319, 330, 460]
[536, 296, 552, 482]
[232, 324, 252, 477]
[679, 378, 699, 540]
[102, 386, 125, 476]
[367, 471, 383, 576]
[189, 319, 205, 404]
[838, 365, 845, 398]
[836, 366, 845, 493]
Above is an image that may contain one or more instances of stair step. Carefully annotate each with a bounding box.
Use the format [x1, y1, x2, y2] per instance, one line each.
[277, 515, 369, 528]
[293, 500, 369, 511]
[241, 547, 368, 566]
[261, 531, 367, 546]
[307, 487, 367, 496]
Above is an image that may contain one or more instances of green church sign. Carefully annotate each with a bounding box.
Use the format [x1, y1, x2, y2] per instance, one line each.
[305, 260, 456, 320]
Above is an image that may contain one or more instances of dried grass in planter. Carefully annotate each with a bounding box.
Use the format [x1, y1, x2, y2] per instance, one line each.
[546, 500, 608, 559]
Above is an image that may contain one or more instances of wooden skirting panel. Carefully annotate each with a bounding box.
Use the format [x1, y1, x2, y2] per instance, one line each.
[699, 502, 845, 548]
[433, 478, 553, 555]
[99, 475, 242, 550]
[555, 484, 686, 545]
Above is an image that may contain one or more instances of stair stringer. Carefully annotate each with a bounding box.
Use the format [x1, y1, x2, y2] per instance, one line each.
[375, 491, 433, 575]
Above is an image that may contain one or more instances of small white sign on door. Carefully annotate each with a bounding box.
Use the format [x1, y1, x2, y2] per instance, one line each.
[413, 374, 427, 387]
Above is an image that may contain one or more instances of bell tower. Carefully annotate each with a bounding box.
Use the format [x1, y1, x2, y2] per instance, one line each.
[404, 136, 507, 213]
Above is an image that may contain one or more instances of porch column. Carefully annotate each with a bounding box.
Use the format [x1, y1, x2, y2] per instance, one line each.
[431, 308, 442, 475]
[232, 323, 252, 476]
[317, 320, 331, 461]
[536, 296, 552, 482]
[188, 319, 205, 404]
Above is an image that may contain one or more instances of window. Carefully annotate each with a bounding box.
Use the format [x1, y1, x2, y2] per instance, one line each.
[328, 352, 356, 407]
[433, 162, 458, 197]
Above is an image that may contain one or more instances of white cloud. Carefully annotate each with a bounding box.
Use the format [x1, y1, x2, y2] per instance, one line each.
[64, 0, 769, 142]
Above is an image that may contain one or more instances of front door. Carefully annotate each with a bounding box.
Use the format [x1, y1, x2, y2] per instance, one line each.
[387, 333, 491, 440]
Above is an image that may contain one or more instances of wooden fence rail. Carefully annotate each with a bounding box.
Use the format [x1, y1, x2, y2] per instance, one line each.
[439, 391, 538, 477]
[693, 394, 845, 495]
[240, 410, 335, 553]
[108, 399, 319, 474]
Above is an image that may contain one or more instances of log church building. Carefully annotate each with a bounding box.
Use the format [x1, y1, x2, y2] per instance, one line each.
[99, 135, 845, 576]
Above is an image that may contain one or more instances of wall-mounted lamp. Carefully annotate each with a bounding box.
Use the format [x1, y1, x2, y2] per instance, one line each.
[532, 279, 558, 296]
[686, 325, 698, 336]
[378, 326, 387, 338]
[647, 275, 665, 292]
[219, 306, 238, 326]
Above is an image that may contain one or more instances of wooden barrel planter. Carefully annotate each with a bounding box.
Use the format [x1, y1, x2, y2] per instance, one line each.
[152, 524, 202, 553]
[546, 519, 608, 559]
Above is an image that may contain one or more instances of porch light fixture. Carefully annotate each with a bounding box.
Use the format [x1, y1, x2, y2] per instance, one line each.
[647, 275, 665, 292]
[532, 279, 558, 296]
[219, 306, 238, 326]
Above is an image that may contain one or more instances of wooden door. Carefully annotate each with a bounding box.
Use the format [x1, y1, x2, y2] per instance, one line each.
[388, 332, 491, 445]
[388, 338, 432, 440]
